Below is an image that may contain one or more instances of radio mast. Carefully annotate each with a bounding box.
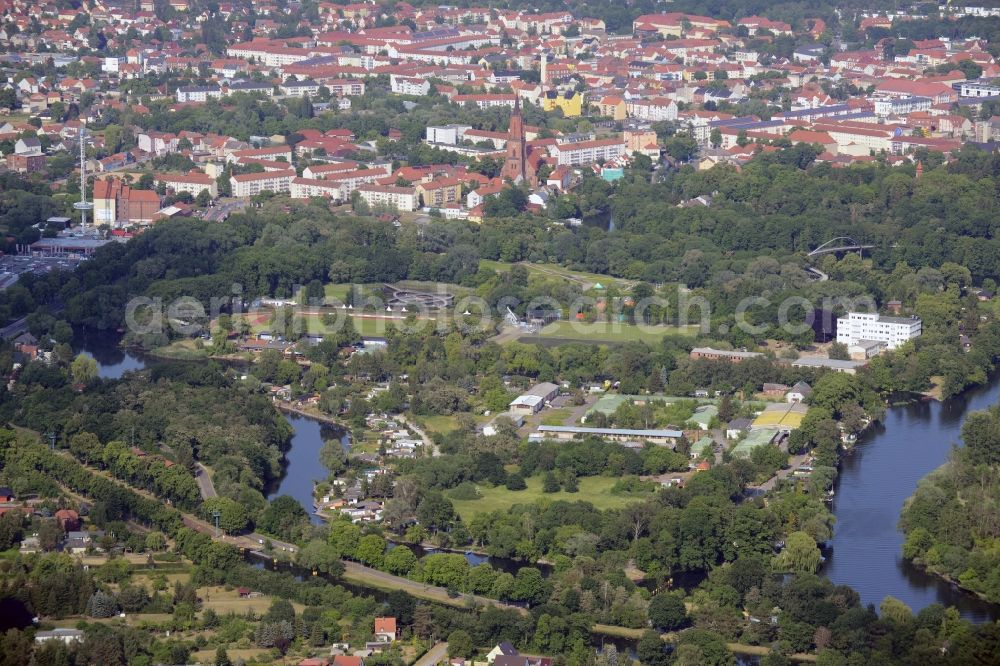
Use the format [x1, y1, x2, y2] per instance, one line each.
[72, 126, 93, 230]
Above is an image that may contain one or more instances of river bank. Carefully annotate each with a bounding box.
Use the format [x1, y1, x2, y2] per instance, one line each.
[79, 333, 1000, 621]
[822, 374, 1000, 621]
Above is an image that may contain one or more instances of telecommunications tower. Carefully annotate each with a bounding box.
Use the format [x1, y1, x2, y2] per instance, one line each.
[72, 125, 93, 230]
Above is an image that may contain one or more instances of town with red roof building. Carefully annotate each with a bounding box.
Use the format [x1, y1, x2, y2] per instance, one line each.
[0, 0, 997, 232]
[2, 1, 1000, 665]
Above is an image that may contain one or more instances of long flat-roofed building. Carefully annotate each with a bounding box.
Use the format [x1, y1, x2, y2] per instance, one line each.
[535, 425, 682, 446]
[230, 169, 295, 198]
[690, 347, 764, 363]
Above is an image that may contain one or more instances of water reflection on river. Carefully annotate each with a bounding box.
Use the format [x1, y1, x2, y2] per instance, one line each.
[78, 329, 147, 379]
[265, 414, 349, 525]
[823, 379, 1000, 621]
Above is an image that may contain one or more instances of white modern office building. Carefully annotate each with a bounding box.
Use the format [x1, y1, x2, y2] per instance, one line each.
[836, 312, 922, 350]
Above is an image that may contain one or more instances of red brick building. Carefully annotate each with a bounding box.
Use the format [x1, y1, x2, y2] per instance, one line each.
[6, 153, 46, 173]
[93, 177, 161, 226]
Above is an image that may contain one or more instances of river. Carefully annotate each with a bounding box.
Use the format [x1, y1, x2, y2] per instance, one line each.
[77, 329, 148, 379]
[79, 338, 349, 526]
[265, 414, 349, 525]
[822, 377, 1000, 621]
[80, 336, 1000, 619]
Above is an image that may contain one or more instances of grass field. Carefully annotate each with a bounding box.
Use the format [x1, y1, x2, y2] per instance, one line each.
[479, 260, 637, 291]
[539, 408, 573, 426]
[198, 585, 306, 615]
[150, 338, 213, 360]
[324, 283, 355, 301]
[450, 475, 651, 521]
[419, 414, 489, 435]
[534, 320, 698, 344]
[420, 414, 460, 434]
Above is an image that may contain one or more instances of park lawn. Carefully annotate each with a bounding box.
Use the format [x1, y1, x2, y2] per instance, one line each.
[150, 338, 212, 360]
[479, 260, 634, 291]
[324, 282, 359, 301]
[535, 320, 698, 344]
[450, 475, 651, 522]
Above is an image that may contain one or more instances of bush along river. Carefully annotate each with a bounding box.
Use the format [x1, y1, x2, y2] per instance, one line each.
[80, 336, 1000, 620]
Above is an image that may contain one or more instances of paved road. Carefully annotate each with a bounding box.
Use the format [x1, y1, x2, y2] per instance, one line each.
[0, 302, 63, 338]
[565, 395, 597, 424]
[203, 199, 246, 222]
[805, 266, 829, 282]
[340, 561, 526, 613]
[413, 642, 448, 666]
[0, 316, 28, 340]
[195, 463, 217, 499]
[749, 451, 810, 494]
[711, 428, 727, 465]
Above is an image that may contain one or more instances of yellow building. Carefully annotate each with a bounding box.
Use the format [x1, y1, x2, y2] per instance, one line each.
[542, 90, 583, 117]
[624, 129, 659, 157]
[596, 96, 627, 120]
[416, 177, 463, 208]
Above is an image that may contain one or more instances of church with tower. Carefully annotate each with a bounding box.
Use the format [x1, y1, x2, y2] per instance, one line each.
[501, 96, 538, 186]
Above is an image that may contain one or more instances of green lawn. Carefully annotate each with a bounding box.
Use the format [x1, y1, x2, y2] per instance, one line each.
[535, 320, 698, 343]
[324, 283, 354, 301]
[420, 414, 460, 435]
[450, 475, 651, 521]
[479, 260, 635, 291]
[419, 414, 488, 435]
[539, 408, 573, 426]
[149, 339, 212, 360]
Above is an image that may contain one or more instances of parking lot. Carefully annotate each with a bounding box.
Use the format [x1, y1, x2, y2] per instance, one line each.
[0, 255, 86, 288]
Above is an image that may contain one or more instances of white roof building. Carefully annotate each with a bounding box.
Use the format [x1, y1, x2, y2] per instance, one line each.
[836, 312, 921, 350]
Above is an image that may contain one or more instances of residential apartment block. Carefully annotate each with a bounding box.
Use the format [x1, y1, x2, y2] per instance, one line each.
[230, 169, 296, 197]
[553, 138, 626, 166]
[836, 312, 922, 350]
[290, 177, 343, 200]
[176, 85, 222, 103]
[154, 171, 218, 198]
[356, 184, 417, 212]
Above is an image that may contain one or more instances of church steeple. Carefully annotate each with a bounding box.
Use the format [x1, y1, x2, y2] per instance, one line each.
[502, 95, 527, 184]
